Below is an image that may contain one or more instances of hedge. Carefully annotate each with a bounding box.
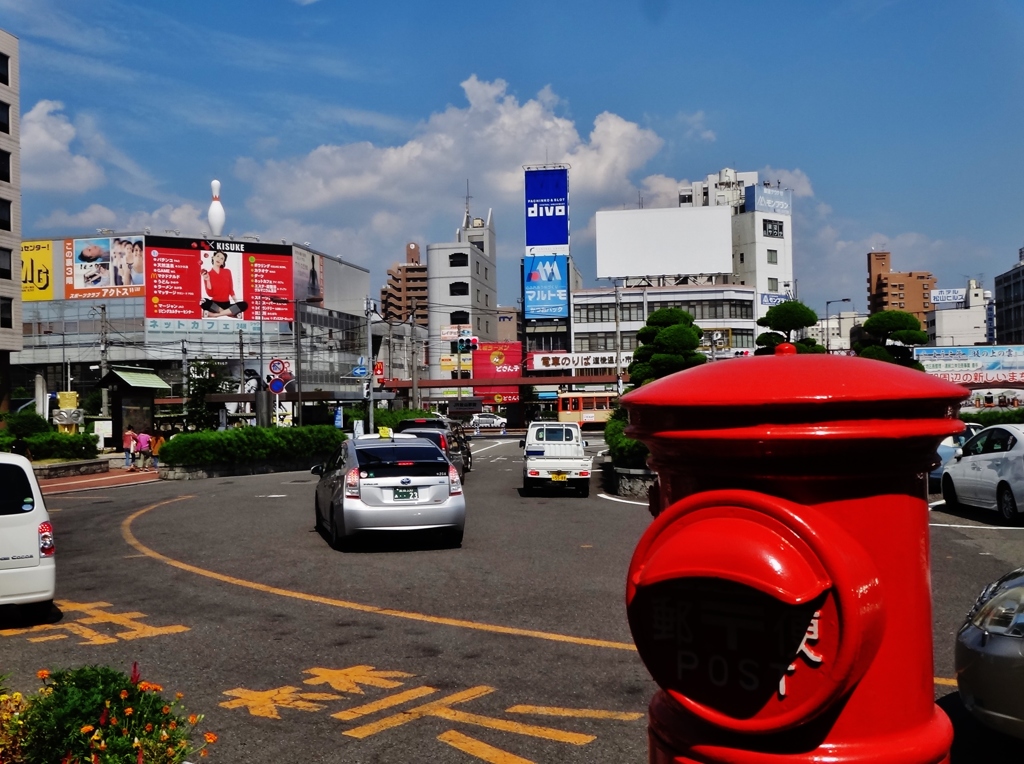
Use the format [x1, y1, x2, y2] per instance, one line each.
[0, 432, 99, 460]
[960, 409, 1024, 428]
[158, 425, 346, 467]
[604, 413, 649, 469]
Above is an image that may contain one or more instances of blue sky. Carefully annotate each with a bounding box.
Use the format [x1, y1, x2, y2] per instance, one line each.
[3, 0, 1024, 317]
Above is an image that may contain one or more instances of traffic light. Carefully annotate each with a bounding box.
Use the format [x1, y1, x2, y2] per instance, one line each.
[362, 381, 370, 398]
[468, 336, 479, 351]
[456, 338, 467, 352]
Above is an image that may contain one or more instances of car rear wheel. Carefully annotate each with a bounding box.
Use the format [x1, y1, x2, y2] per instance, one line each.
[330, 506, 353, 551]
[942, 475, 959, 509]
[522, 477, 534, 494]
[446, 527, 464, 548]
[576, 479, 590, 498]
[999, 485, 1019, 523]
[314, 497, 323, 532]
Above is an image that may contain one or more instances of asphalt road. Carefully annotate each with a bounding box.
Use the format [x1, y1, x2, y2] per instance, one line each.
[2, 440, 1024, 762]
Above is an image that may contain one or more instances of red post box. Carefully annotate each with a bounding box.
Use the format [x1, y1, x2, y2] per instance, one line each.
[621, 344, 967, 764]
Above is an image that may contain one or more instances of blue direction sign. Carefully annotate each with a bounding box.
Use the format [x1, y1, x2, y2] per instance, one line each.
[351, 366, 369, 377]
[268, 377, 286, 394]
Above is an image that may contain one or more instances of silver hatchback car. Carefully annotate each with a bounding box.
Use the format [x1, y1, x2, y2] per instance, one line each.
[313, 434, 465, 549]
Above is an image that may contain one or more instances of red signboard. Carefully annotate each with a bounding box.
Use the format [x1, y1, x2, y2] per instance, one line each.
[144, 236, 294, 321]
[473, 342, 522, 405]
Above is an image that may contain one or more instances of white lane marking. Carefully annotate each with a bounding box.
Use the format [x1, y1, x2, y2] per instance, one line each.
[597, 493, 646, 506]
[256, 494, 288, 498]
[930, 523, 1024, 529]
[470, 441, 509, 454]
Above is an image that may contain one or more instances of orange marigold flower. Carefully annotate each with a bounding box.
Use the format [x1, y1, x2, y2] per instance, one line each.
[110, 716, 118, 726]
[204, 731, 218, 744]
[169, 720, 177, 730]
[138, 682, 150, 692]
[188, 714, 198, 725]
[145, 723, 153, 733]
[175, 692, 183, 700]
[81, 725, 95, 734]
[200, 751, 208, 758]
[120, 690, 129, 700]
[125, 707, 133, 716]
[36, 669, 50, 680]
[151, 683, 163, 692]
[162, 705, 170, 714]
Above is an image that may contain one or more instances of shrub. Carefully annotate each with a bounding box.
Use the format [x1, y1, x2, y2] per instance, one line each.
[0, 432, 99, 460]
[159, 425, 345, 467]
[604, 410, 649, 469]
[18, 664, 215, 763]
[961, 409, 1024, 427]
[2, 411, 52, 438]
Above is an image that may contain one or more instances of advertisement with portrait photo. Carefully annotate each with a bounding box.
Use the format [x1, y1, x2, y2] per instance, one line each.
[65, 237, 146, 299]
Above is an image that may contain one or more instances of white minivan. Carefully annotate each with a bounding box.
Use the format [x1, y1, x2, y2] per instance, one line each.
[0, 453, 55, 617]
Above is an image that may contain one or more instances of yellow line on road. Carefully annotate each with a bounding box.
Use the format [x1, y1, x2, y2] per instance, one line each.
[934, 677, 958, 687]
[121, 498, 635, 651]
[438, 730, 534, 763]
[506, 705, 643, 720]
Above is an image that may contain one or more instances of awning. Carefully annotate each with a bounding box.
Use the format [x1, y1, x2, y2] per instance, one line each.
[98, 367, 172, 391]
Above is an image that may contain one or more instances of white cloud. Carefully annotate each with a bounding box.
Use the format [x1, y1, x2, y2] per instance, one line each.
[35, 204, 117, 230]
[35, 203, 206, 236]
[21, 101, 106, 193]
[761, 166, 814, 197]
[678, 110, 716, 142]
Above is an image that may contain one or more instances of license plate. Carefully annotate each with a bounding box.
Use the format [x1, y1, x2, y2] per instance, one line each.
[551, 473, 567, 482]
[393, 488, 418, 500]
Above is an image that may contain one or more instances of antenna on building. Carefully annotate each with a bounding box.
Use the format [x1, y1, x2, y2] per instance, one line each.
[465, 179, 472, 215]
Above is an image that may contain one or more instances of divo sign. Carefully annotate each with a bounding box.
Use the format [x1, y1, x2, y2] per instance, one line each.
[525, 166, 569, 247]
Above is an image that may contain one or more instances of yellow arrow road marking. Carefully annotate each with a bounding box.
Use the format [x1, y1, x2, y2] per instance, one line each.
[303, 665, 413, 694]
[219, 686, 342, 719]
[438, 730, 535, 763]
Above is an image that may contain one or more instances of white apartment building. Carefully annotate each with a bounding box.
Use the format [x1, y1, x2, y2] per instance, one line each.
[426, 208, 498, 380]
[0, 29, 22, 397]
[804, 311, 867, 352]
[926, 280, 993, 347]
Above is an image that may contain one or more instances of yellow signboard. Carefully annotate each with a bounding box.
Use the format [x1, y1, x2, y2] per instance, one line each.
[21, 240, 54, 301]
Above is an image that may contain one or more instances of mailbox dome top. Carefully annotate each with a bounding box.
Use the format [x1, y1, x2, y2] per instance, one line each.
[621, 353, 967, 410]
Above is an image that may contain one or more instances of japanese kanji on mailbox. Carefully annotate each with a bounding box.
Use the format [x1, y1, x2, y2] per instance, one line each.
[620, 342, 969, 764]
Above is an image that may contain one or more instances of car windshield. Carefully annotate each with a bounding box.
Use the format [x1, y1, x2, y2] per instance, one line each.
[534, 427, 575, 442]
[355, 444, 448, 477]
[394, 419, 448, 432]
[403, 431, 444, 448]
[0, 463, 36, 516]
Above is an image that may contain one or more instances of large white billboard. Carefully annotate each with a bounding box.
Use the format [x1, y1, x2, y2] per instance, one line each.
[595, 206, 733, 279]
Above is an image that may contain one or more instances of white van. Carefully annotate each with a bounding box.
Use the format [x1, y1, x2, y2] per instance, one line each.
[520, 422, 594, 497]
[0, 453, 55, 617]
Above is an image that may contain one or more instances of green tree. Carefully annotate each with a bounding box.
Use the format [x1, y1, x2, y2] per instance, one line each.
[626, 307, 706, 387]
[754, 300, 825, 354]
[856, 310, 928, 370]
[185, 358, 233, 430]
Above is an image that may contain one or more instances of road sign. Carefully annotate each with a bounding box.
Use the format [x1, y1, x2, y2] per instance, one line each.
[269, 358, 286, 375]
[351, 366, 369, 377]
[268, 378, 286, 394]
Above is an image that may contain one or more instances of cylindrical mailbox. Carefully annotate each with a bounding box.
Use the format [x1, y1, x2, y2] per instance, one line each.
[622, 345, 967, 764]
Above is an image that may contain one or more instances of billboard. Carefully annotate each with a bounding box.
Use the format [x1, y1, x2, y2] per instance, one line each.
[525, 167, 569, 247]
[144, 236, 294, 321]
[21, 240, 53, 301]
[760, 293, 789, 307]
[595, 206, 733, 279]
[523, 254, 568, 319]
[65, 236, 146, 300]
[528, 352, 633, 370]
[931, 288, 967, 305]
[915, 346, 1024, 386]
[293, 249, 324, 304]
[473, 341, 522, 404]
[744, 185, 792, 216]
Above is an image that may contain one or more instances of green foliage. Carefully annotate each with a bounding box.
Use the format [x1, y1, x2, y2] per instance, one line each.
[2, 411, 52, 438]
[80, 389, 103, 417]
[756, 332, 785, 348]
[862, 309, 922, 340]
[19, 664, 214, 763]
[889, 329, 929, 346]
[858, 345, 895, 363]
[855, 310, 927, 370]
[372, 408, 436, 430]
[0, 432, 99, 460]
[604, 412, 649, 469]
[963, 409, 1024, 427]
[159, 425, 346, 467]
[756, 301, 819, 340]
[627, 307, 706, 388]
[185, 358, 233, 431]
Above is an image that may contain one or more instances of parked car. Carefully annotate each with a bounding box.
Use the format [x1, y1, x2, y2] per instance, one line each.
[941, 424, 1024, 522]
[394, 417, 473, 473]
[399, 427, 468, 481]
[520, 421, 593, 497]
[312, 433, 465, 549]
[956, 566, 1024, 739]
[929, 422, 984, 493]
[471, 412, 507, 429]
[0, 453, 56, 619]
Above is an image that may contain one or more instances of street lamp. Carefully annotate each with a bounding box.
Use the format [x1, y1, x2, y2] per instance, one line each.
[825, 298, 852, 353]
[270, 295, 323, 426]
[43, 329, 69, 391]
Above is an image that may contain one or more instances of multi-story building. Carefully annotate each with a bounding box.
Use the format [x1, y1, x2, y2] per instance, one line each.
[866, 250, 936, 325]
[995, 247, 1024, 345]
[803, 311, 867, 352]
[496, 305, 520, 343]
[379, 242, 428, 327]
[925, 280, 992, 347]
[0, 29, 22, 409]
[596, 167, 795, 320]
[425, 208, 498, 384]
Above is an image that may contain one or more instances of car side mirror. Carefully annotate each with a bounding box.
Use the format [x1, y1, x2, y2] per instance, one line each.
[583, 440, 589, 447]
[954, 447, 963, 461]
[464, 435, 472, 441]
[311, 464, 323, 475]
[519, 439, 526, 448]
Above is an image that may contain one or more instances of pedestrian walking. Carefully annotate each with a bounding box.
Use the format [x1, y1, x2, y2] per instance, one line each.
[122, 426, 137, 469]
[151, 431, 166, 470]
[137, 429, 153, 471]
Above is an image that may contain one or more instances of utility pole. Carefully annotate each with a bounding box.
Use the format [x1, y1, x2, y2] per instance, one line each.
[365, 296, 375, 433]
[99, 304, 109, 417]
[614, 281, 622, 395]
[180, 339, 188, 410]
[238, 329, 244, 394]
[409, 299, 420, 411]
[294, 302, 303, 427]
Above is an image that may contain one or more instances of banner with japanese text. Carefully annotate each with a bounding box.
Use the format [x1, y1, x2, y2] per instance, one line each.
[473, 341, 522, 404]
[65, 236, 146, 300]
[21, 240, 53, 301]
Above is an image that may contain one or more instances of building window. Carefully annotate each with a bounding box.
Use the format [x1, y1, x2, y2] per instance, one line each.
[486, 321, 490, 333]
[0, 54, 7, 86]
[763, 219, 784, 239]
[767, 249, 778, 264]
[476, 261, 480, 274]
[0, 199, 10, 231]
[0, 247, 10, 279]
[476, 289, 480, 303]
[484, 267, 488, 280]
[449, 252, 469, 268]
[476, 317, 481, 330]
[449, 281, 469, 296]
[450, 310, 469, 325]
[739, 253, 744, 264]
[485, 294, 489, 306]
[0, 297, 11, 329]
[0, 102, 8, 134]
[768, 278, 779, 292]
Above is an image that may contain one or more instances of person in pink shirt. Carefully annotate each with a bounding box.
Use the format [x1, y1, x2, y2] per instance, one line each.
[122, 426, 137, 468]
[136, 429, 153, 471]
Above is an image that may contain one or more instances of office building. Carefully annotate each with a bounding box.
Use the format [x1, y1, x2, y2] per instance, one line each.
[0, 29, 21, 409]
[925, 280, 992, 347]
[866, 250, 936, 325]
[380, 242, 428, 328]
[994, 247, 1024, 344]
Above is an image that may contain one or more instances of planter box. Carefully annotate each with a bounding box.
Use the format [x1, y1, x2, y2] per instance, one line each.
[159, 456, 327, 481]
[33, 459, 109, 480]
[610, 465, 657, 499]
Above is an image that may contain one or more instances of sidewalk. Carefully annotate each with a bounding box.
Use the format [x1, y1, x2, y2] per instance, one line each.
[38, 463, 161, 496]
